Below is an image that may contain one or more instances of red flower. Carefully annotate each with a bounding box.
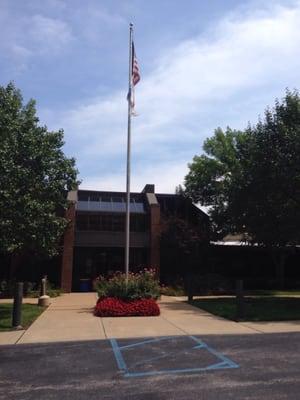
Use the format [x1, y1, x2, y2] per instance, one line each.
[94, 297, 160, 317]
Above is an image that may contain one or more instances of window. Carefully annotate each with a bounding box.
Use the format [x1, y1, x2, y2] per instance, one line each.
[78, 193, 89, 201]
[132, 202, 145, 213]
[77, 201, 90, 211]
[76, 213, 147, 232]
[90, 202, 102, 211]
[76, 215, 89, 230]
[101, 215, 112, 231]
[90, 194, 100, 201]
[77, 194, 145, 214]
[112, 196, 124, 202]
[112, 215, 125, 231]
[100, 196, 111, 202]
[130, 215, 147, 232]
[89, 215, 101, 230]
[111, 202, 126, 212]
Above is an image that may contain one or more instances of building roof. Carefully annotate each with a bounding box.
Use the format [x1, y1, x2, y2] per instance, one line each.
[74, 185, 209, 220]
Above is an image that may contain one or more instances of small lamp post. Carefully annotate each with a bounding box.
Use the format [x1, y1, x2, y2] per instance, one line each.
[38, 276, 50, 307]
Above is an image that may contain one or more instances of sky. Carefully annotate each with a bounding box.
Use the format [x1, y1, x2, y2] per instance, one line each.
[1, 0, 300, 194]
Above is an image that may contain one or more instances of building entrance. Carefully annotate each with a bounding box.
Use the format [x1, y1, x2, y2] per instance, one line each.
[72, 247, 147, 291]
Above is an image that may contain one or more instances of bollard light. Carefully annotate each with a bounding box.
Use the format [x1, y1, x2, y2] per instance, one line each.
[38, 276, 50, 307]
[12, 282, 23, 329]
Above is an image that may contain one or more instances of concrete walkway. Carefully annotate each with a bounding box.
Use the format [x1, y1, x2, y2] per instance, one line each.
[1, 293, 300, 345]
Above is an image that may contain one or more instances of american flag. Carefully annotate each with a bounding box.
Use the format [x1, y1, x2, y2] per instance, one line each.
[128, 41, 140, 111]
[132, 42, 140, 86]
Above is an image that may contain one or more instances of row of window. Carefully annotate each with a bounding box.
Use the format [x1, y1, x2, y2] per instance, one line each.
[78, 194, 142, 203]
[76, 214, 148, 232]
[77, 200, 145, 213]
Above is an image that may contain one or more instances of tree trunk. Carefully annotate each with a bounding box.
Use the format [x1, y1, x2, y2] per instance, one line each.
[9, 251, 27, 282]
[9, 253, 20, 281]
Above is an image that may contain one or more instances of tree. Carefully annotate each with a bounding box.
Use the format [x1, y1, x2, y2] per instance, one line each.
[161, 216, 206, 256]
[183, 91, 300, 286]
[183, 126, 246, 239]
[235, 91, 300, 247]
[0, 82, 79, 263]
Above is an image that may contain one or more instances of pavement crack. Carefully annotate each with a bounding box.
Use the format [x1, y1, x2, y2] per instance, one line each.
[15, 329, 26, 345]
[100, 316, 108, 338]
[159, 314, 190, 336]
[238, 323, 265, 334]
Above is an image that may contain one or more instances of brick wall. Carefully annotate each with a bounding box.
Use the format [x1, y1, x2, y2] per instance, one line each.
[61, 202, 76, 292]
[148, 197, 161, 276]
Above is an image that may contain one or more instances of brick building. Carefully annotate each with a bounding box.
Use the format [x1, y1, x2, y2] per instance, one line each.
[61, 184, 209, 292]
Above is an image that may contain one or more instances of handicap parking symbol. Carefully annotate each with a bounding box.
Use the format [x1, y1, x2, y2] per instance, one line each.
[110, 335, 239, 378]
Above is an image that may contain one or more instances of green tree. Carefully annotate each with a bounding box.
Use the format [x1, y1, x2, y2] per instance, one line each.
[184, 126, 246, 238]
[183, 91, 300, 286]
[0, 82, 79, 262]
[235, 91, 300, 247]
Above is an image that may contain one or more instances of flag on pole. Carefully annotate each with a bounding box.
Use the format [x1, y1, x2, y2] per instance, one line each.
[132, 42, 140, 86]
[125, 24, 138, 281]
[127, 41, 140, 112]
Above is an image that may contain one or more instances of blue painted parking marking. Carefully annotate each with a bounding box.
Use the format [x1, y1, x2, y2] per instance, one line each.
[118, 336, 173, 350]
[110, 339, 127, 372]
[110, 336, 239, 378]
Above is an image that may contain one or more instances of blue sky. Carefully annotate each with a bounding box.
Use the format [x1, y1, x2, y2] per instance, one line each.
[1, 0, 300, 193]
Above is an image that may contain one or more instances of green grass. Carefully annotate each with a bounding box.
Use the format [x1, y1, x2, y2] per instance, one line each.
[190, 296, 300, 321]
[0, 303, 46, 331]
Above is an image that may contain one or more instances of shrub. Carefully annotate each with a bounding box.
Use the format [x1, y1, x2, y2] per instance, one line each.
[189, 273, 233, 295]
[160, 284, 185, 296]
[94, 297, 160, 317]
[0, 280, 63, 298]
[94, 269, 160, 301]
[26, 281, 63, 298]
[0, 280, 10, 298]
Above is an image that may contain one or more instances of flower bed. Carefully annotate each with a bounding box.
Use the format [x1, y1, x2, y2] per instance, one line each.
[93, 269, 160, 317]
[94, 297, 160, 317]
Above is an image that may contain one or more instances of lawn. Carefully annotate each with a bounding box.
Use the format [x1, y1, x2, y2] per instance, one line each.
[0, 303, 46, 331]
[190, 296, 300, 321]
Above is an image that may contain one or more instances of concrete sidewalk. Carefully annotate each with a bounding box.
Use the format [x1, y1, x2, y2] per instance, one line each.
[18, 293, 104, 344]
[1, 293, 300, 345]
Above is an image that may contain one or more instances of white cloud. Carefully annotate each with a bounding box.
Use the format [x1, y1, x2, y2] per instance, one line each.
[11, 44, 32, 58]
[80, 161, 188, 194]
[29, 14, 73, 53]
[72, 4, 126, 44]
[7, 44, 33, 73]
[0, 8, 73, 68]
[50, 1, 300, 192]
[86, 7, 126, 27]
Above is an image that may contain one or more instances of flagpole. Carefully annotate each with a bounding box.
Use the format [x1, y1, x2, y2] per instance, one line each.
[125, 23, 133, 282]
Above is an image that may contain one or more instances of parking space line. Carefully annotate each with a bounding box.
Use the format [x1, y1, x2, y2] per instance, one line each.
[118, 336, 173, 350]
[110, 335, 239, 378]
[189, 335, 239, 368]
[110, 339, 127, 372]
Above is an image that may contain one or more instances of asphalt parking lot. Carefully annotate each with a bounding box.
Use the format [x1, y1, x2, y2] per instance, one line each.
[1, 332, 300, 400]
